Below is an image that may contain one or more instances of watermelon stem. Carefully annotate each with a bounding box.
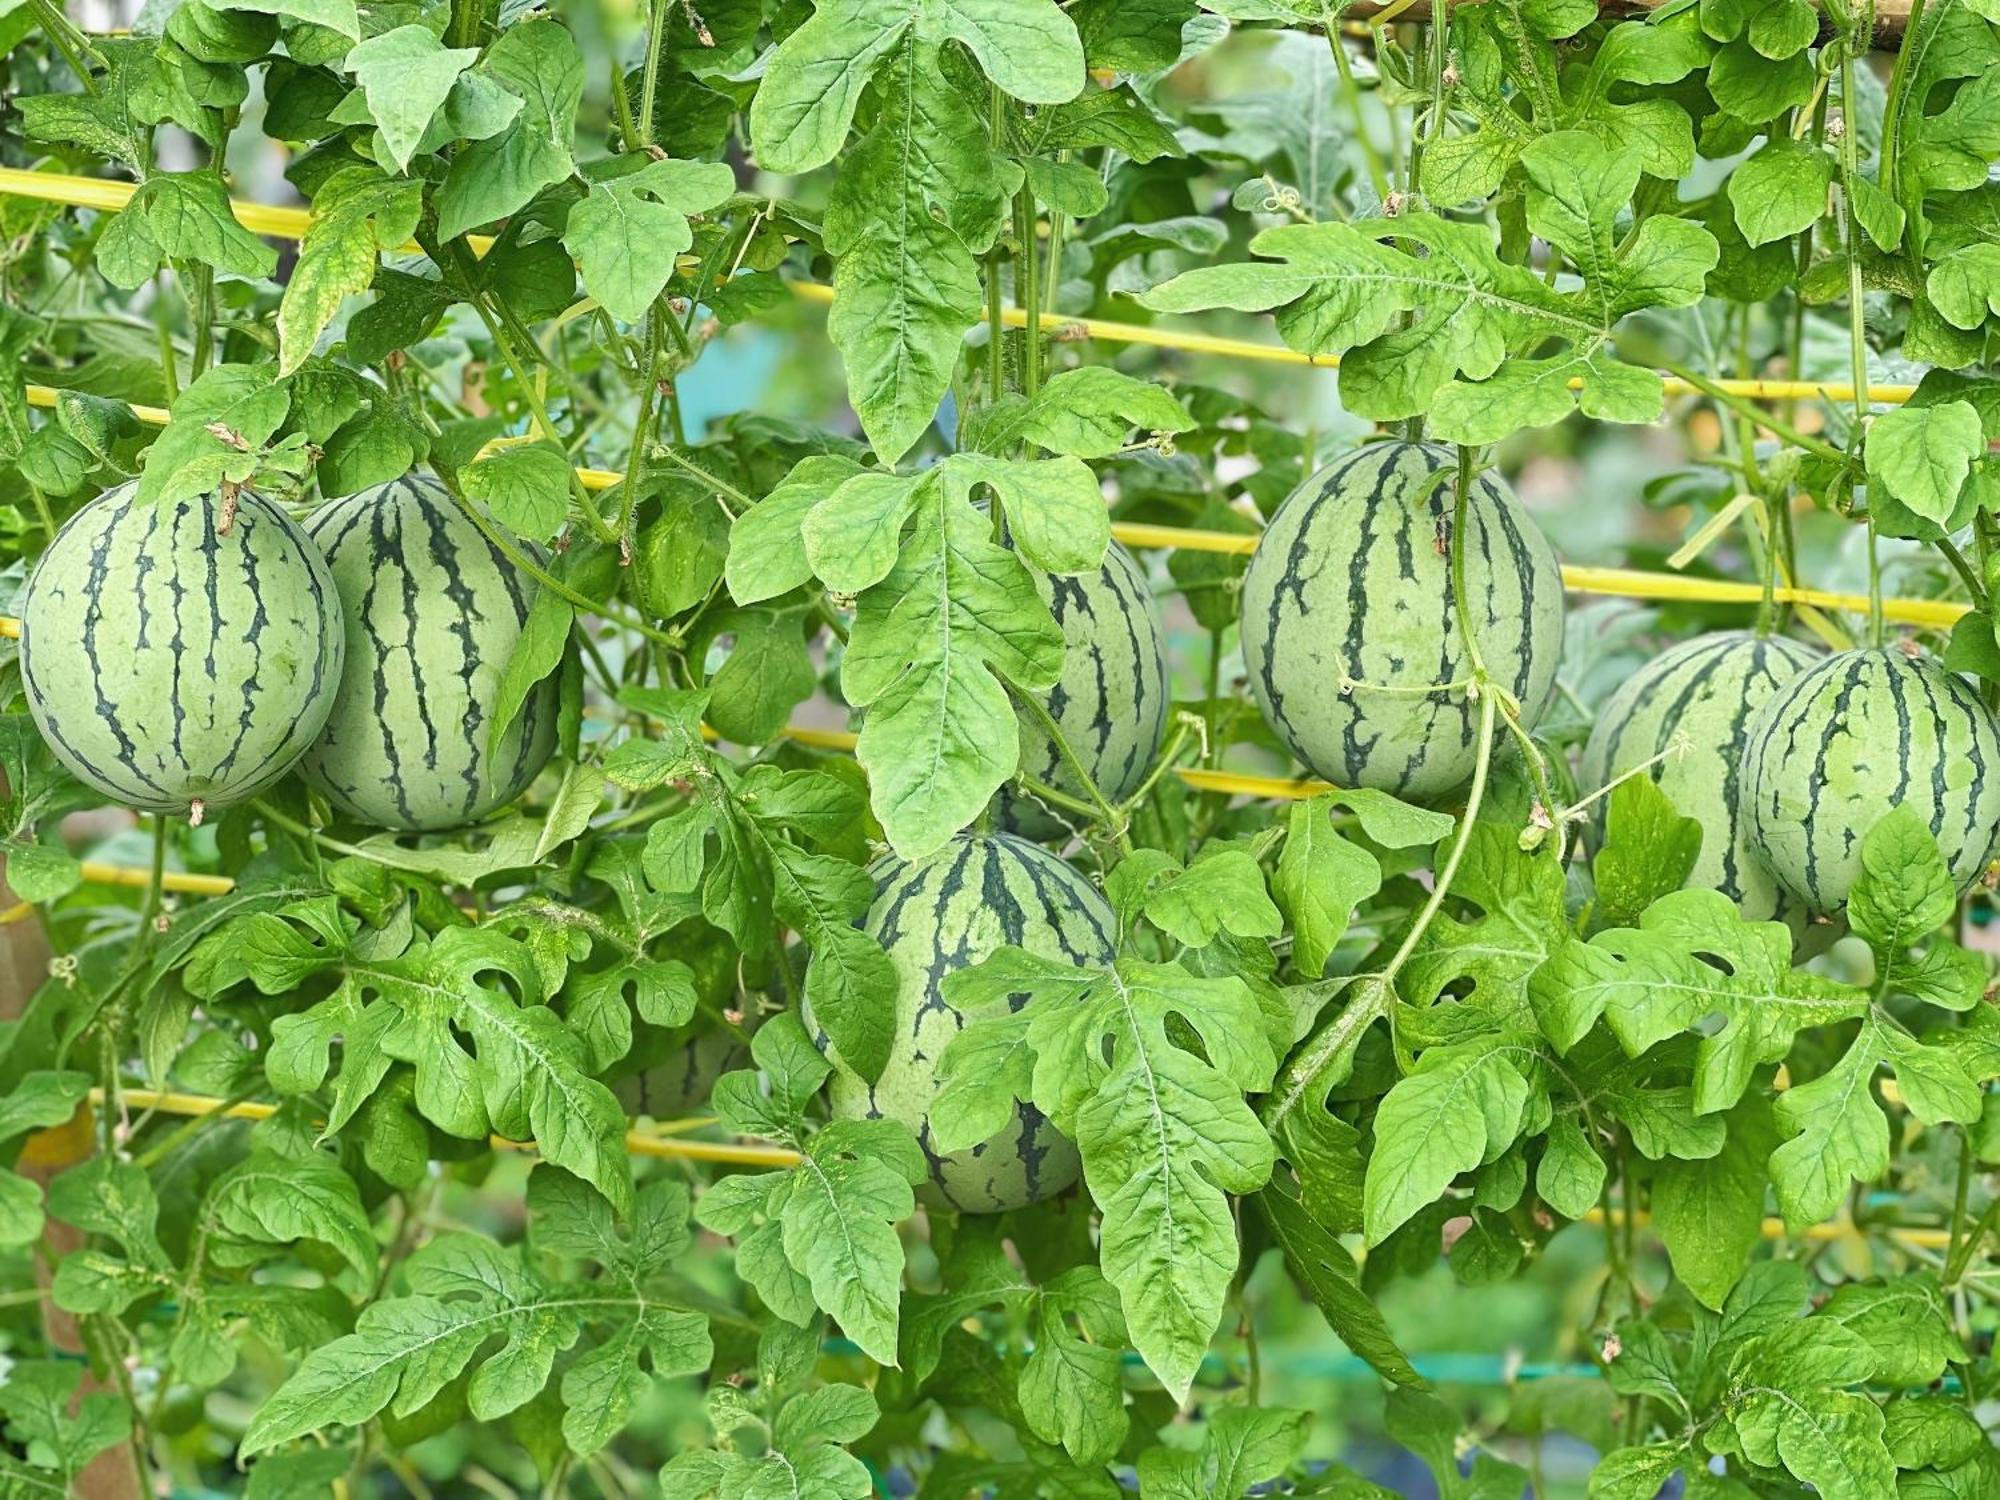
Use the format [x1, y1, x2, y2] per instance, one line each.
[1005, 678, 1131, 853]
[1338, 670, 1475, 699]
[1558, 732, 1695, 830]
[1266, 688, 1503, 1126]
[1451, 447, 1560, 828]
[1119, 714, 1202, 813]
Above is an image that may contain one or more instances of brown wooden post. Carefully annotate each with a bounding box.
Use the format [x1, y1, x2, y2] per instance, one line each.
[1, 835, 144, 1500]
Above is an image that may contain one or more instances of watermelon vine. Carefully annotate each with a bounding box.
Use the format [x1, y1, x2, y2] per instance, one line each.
[1, 0, 1998, 1497]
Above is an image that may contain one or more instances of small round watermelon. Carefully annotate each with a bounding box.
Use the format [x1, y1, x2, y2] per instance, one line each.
[1742, 645, 2000, 914]
[1238, 442, 1565, 800]
[300, 475, 558, 831]
[1582, 631, 1821, 921]
[19, 481, 343, 820]
[822, 832, 1115, 1213]
[1006, 541, 1169, 833]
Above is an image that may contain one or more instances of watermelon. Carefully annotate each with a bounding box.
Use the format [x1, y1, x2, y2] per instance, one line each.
[19, 481, 343, 820]
[1006, 541, 1170, 832]
[614, 1027, 751, 1117]
[300, 475, 558, 831]
[1582, 631, 1821, 921]
[1742, 645, 2000, 914]
[1239, 442, 1565, 800]
[823, 832, 1115, 1213]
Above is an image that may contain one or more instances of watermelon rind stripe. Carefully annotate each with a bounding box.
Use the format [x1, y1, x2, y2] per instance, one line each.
[822, 831, 1115, 1214]
[1582, 630, 1821, 922]
[1239, 441, 1565, 800]
[1007, 540, 1169, 833]
[299, 474, 558, 832]
[19, 481, 343, 816]
[1742, 646, 2000, 914]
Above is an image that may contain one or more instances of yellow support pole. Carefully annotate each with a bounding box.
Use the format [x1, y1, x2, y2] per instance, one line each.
[95, 1087, 803, 1168]
[0, 169, 1923, 406]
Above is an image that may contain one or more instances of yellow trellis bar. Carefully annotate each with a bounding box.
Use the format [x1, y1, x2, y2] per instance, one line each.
[67, 1090, 1962, 1251]
[0, 169, 1922, 406]
[90, 1086, 802, 1167]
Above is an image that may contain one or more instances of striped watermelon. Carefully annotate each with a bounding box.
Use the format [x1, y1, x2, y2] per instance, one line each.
[1239, 442, 1565, 800]
[823, 832, 1116, 1213]
[1006, 541, 1169, 833]
[19, 481, 342, 820]
[1742, 645, 2000, 914]
[299, 475, 557, 831]
[1582, 631, 1821, 921]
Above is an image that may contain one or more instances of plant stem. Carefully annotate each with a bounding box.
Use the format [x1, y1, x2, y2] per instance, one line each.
[1877, 0, 1926, 209]
[1323, 4, 1392, 203]
[617, 311, 666, 546]
[29, 0, 106, 91]
[637, 0, 669, 151]
[1657, 359, 1848, 465]
[1937, 537, 1987, 609]
[1015, 186, 1041, 399]
[1006, 679, 1129, 852]
[1866, 518, 1886, 647]
[1119, 717, 1197, 812]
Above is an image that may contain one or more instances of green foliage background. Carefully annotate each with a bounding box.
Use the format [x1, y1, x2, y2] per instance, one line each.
[1, 0, 1999, 1496]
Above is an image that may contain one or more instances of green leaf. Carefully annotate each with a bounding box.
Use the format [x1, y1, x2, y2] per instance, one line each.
[1724, 1322, 1895, 1499]
[936, 951, 1276, 1399]
[819, 36, 1007, 464]
[1133, 847, 1284, 949]
[1138, 1406, 1309, 1498]
[268, 926, 633, 1213]
[246, 1172, 710, 1455]
[1866, 401, 1984, 526]
[1650, 1093, 1777, 1309]
[725, 454, 868, 605]
[3, 841, 81, 905]
[944, 453, 1109, 575]
[1771, 1016, 1981, 1227]
[0, 1363, 133, 1490]
[1928, 243, 2000, 330]
[747, 0, 919, 175]
[1274, 794, 1383, 978]
[133, 363, 291, 511]
[1819, 1276, 1967, 1386]
[750, 0, 1082, 175]
[1016, 367, 1195, 459]
[342, 25, 477, 172]
[462, 441, 573, 540]
[1019, 1271, 1129, 1465]
[1591, 773, 1702, 929]
[1531, 889, 1866, 1103]
[661, 1379, 879, 1500]
[209, 0, 358, 40]
[97, 171, 279, 290]
[1365, 1040, 1532, 1244]
[565, 158, 735, 323]
[201, 1149, 377, 1281]
[817, 468, 1065, 856]
[701, 1022, 925, 1361]
[1256, 1181, 1426, 1389]
[1845, 806, 1958, 965]
[279, 167, 423, 375]
[435, 21, 584, 242]
[1728, 138, 1832, 247]
[1535, 1111, 1606, 1220]
[766, 839, 896, 1083]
